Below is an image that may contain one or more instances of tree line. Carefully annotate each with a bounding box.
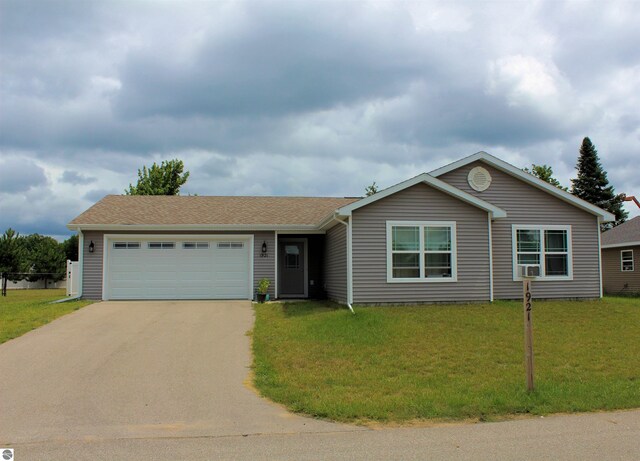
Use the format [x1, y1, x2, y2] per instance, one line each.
[0, 230, 78, 288]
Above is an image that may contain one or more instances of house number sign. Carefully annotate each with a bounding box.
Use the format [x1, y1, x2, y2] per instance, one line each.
[523, 279, 534, 392]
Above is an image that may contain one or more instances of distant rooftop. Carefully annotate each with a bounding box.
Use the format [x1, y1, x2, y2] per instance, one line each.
[601, 216, 640, 247]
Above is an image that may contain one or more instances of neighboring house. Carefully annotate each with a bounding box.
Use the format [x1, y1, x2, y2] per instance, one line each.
[601, 216, 640, 295]
[67, 152, 615, 305]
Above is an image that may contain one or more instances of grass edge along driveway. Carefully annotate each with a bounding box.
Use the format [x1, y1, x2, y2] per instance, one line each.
[0, 289, 93, 344]
[252, 297, 640, 425]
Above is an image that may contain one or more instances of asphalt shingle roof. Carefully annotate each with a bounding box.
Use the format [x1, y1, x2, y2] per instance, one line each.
[69, 195, 360, 227]
[601, 216, 640, 246]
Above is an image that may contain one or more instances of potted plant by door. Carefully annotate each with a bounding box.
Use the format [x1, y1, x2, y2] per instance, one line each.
[256, 278, 270, 303]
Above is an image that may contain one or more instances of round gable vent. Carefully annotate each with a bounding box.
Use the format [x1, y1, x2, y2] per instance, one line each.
[468, 166, 492, 192]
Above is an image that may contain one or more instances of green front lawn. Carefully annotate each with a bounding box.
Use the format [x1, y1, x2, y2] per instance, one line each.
[252, 297, 640, 424]
[0, 289, 93, 344]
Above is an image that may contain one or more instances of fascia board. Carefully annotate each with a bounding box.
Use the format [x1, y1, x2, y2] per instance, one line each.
[67, 223, 322, 232]
[430, 151, 616, 222]
[601, 241, 640, 249]
[317, 211, 344, 230]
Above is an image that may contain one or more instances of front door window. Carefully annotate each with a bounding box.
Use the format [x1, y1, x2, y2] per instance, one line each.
[285, 245, 300, 269]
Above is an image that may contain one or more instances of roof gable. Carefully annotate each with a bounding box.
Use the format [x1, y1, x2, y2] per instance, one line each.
[333, 172, 507, 219]
[429, 151, 615, 222]
[601, 216, 640, 248]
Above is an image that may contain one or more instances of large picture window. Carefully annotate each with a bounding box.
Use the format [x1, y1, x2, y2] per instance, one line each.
[512, 225, 572, 280]
[387, 221, 457, 282]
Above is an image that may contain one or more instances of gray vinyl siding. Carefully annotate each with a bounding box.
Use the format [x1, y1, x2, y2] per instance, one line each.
[440, 161, 600, 299]
[80, 230, 275, 300]
[351, 182, 490, 304]
[251, 232, 276, 298]
[324, 223, 347, 303]
[602, 245, 640, 294]
[82, 231, 104, 300]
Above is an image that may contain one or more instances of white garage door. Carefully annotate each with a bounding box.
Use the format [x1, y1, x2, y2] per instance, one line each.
[105, 238, 251, 300]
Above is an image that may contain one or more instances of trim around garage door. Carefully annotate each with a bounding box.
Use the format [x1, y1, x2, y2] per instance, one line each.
[101, 234, 254, 301]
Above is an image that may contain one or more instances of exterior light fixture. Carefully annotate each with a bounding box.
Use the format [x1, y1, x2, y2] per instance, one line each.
[261, 241, 267, 257]
[88, 241, 95, 253]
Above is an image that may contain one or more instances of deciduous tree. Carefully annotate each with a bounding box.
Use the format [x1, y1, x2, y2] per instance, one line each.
[523, 164, 568, 191]
[365, 181, 379, 196]
[20, 234, 66, 288]
[0, 228, 23, 281]
[62, 234, 79, 261]
[125, 159, 190, 195]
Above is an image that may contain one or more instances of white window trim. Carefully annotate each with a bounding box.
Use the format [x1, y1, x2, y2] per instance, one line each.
[511, 225, 573, 281]
[621, 250, 634, 272]
[386, 221, 458, 283]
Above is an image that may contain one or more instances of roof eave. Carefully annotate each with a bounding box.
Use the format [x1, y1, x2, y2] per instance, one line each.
[317, 211, 350, 231]
[67, 223, 324, 232]
[601, 241, 640, 249]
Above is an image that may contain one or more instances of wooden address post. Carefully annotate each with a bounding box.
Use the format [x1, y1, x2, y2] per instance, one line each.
[523, 277, 534, 392]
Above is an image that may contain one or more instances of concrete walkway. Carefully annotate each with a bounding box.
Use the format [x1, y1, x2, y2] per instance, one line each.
[1, 301, 638, 460]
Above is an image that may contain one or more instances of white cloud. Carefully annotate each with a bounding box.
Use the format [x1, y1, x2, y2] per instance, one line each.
[406, 1, 472, 32]
[488, 55, 561, 102]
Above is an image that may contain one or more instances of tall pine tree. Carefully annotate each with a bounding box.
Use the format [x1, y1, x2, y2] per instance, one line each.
[571, 137, 627, 231]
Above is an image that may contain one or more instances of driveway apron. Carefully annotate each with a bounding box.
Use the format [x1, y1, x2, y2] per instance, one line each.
[0, 301, 356, 444]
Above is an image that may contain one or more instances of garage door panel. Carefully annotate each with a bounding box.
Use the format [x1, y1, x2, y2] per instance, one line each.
[180, 272, 214, 281]
[107, 238, 251, 300]
[110, 271, 143, 281]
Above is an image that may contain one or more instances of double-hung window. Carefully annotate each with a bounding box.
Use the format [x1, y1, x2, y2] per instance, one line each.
[387, 221, 457, 282]
[512, 225, 572, 280]
[621, 250, 634, 272]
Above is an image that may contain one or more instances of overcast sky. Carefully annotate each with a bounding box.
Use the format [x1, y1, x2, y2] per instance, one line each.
[1, 0, 639, 239]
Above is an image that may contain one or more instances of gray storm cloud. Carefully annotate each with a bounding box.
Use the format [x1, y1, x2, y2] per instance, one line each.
[0, 0, 639, 236]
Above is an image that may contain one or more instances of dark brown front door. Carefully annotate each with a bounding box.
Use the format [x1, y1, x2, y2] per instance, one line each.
[279, 240, 306, 297]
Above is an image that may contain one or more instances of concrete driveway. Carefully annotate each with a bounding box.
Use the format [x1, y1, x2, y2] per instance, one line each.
[1, 300, 639, 460]
[0, 300, 356, 445]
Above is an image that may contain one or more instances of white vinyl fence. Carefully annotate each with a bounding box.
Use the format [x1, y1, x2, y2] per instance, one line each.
[66, 260, 79, 296]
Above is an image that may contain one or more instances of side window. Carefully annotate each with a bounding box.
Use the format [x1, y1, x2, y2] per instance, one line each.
[621, 250, 634, 272]
[513, 226, 571, 279]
